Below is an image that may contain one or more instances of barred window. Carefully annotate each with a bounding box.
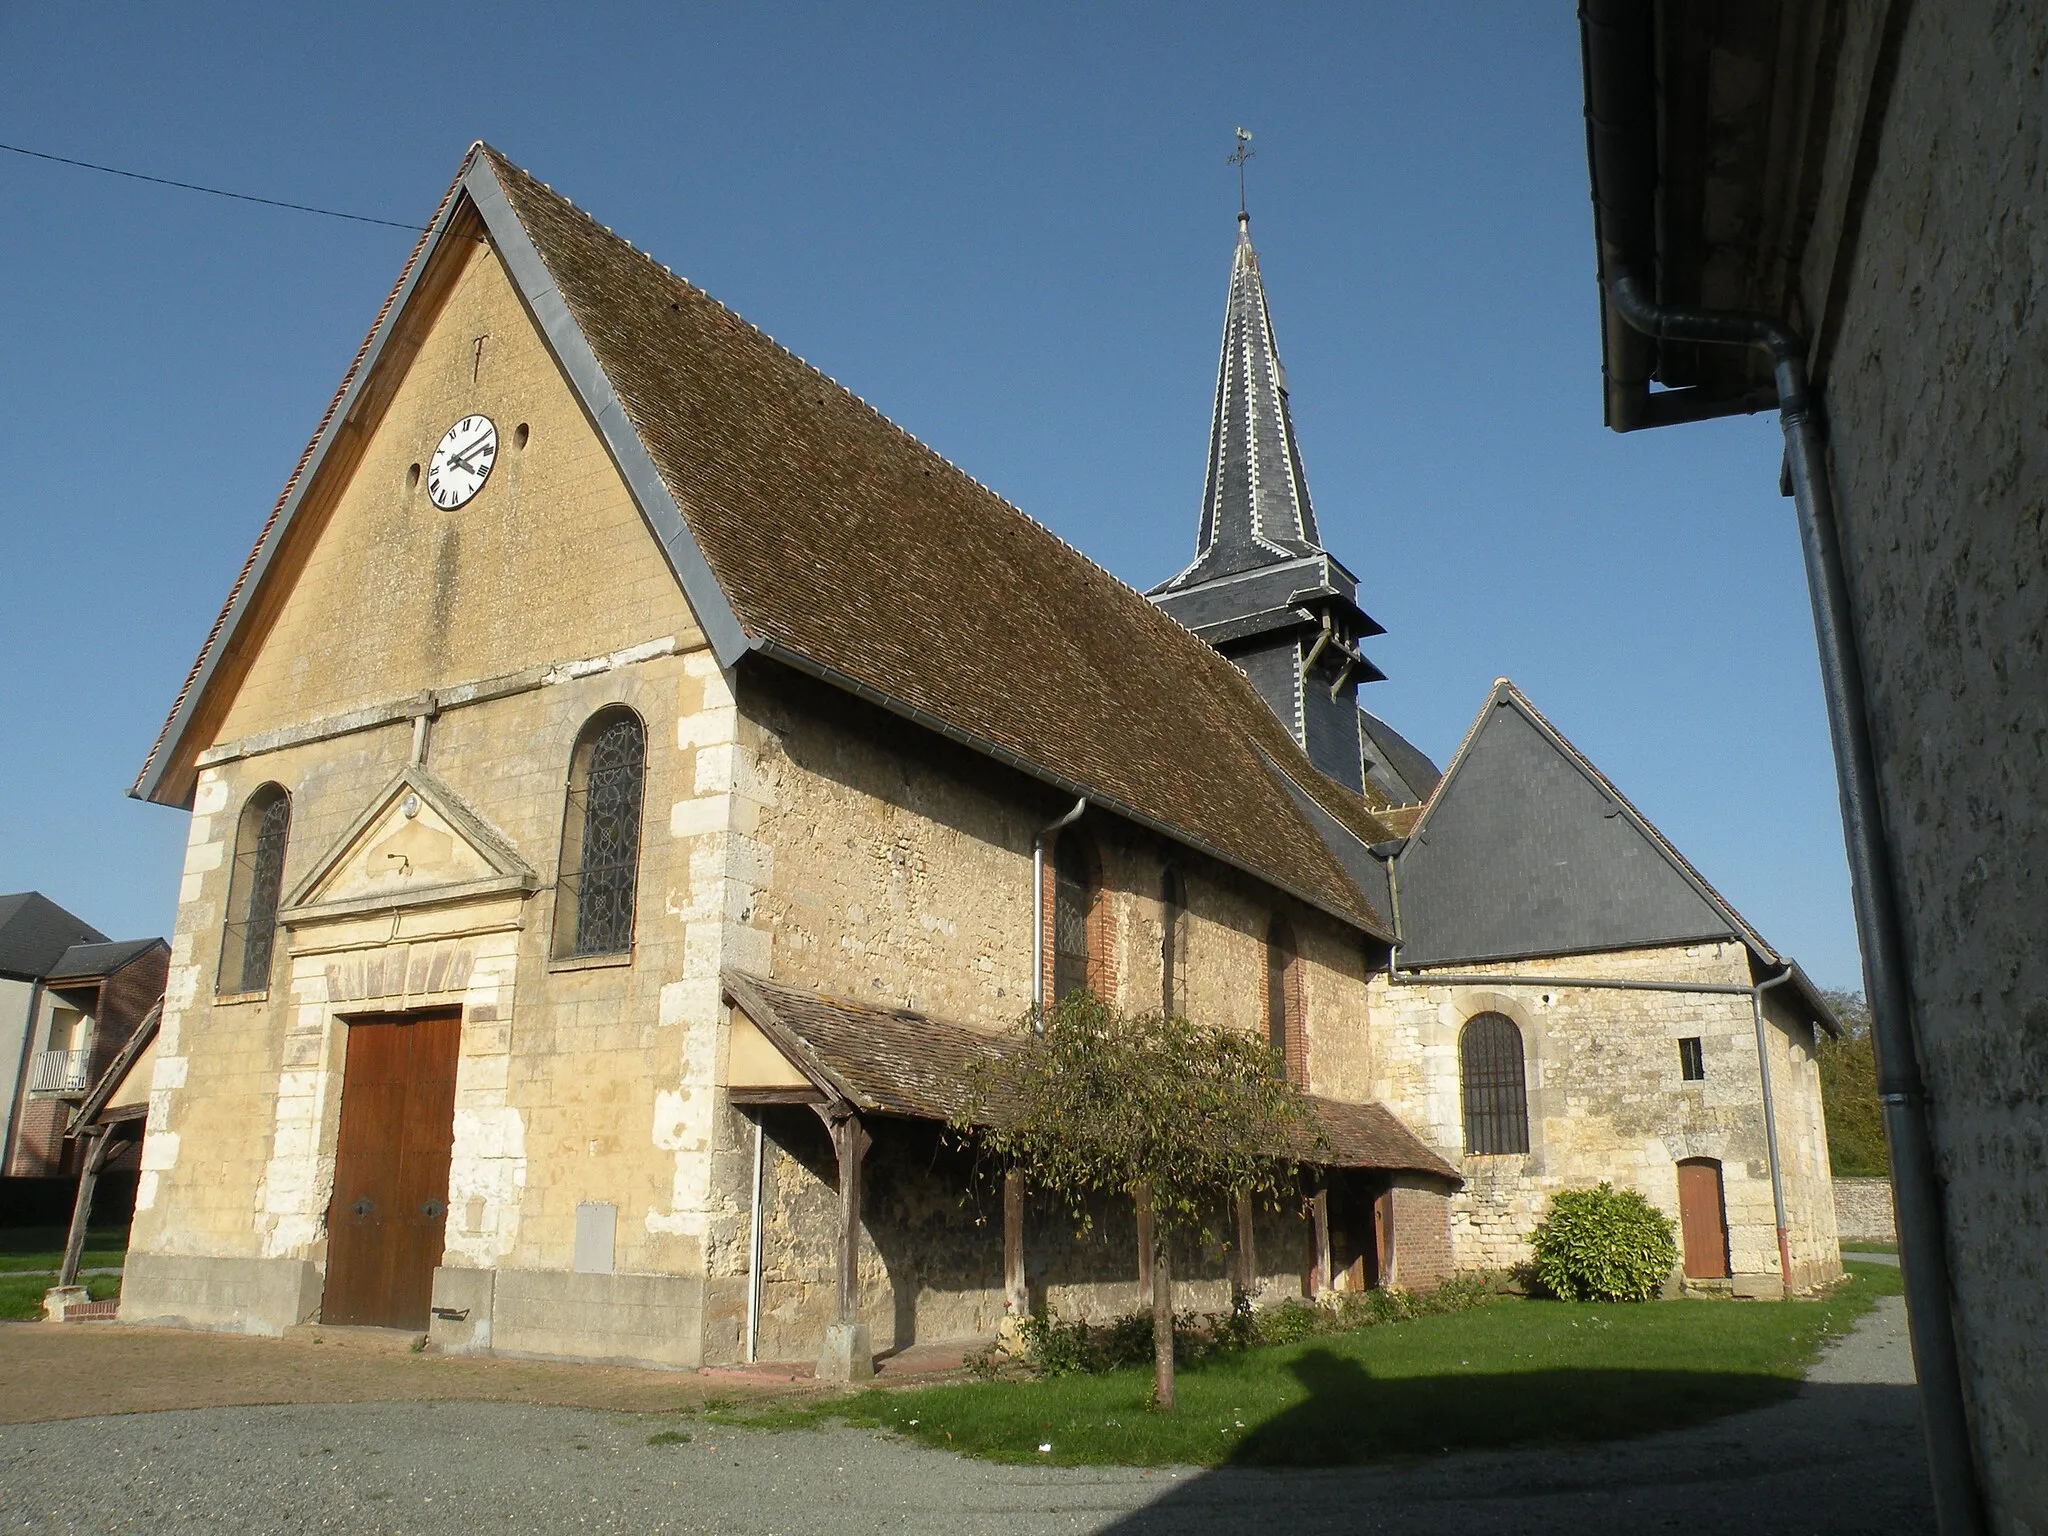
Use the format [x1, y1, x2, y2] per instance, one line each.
[1460, 1012, 1530, 1155]
[219, 784, 291, 995]
[1160, 866, 1189, 1016]
[1266, 917, 1302, 1082]
[1679, 1036, 1706, 1081]
[1052, 828, 1101, 1004]
[554, 707, 646, 958]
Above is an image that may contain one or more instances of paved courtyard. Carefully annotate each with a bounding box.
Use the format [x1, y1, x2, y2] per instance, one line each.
[0, 1299, 1930, 1534]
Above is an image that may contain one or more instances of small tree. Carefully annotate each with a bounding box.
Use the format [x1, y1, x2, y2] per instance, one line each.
[962, 991, 1321, 1410]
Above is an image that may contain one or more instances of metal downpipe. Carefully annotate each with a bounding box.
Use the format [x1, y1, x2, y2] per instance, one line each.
[1607, 272, 1985, 1536]
[1750, 966, 1797, 1288]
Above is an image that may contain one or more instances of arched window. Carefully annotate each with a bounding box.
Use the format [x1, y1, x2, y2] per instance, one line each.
[1460, 1013, 1530, 1155]
[554, 707, 647, 958]
[1051, 828, 1103, 1003]
[1160, 866, 1189, 1016]
[1265, 917, 1302, 1082]
[219, 783, 291, 995]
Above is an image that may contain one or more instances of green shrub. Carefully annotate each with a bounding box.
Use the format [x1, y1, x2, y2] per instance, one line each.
[1529, 1183, 1678, 1302]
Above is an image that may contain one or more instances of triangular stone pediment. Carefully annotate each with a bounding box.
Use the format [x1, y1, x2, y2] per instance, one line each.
[283, 765, 537, 918]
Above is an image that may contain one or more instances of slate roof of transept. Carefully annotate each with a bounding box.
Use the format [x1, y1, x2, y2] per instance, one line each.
[135, 144, 1397, 938]
[1389, 680, 1837, 1030]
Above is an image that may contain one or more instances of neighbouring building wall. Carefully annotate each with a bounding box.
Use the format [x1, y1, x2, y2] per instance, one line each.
[1835, 1178, 1899, 1244]
[1805, 1, 2048, 1515]
[1369, 941, 1840, 1294]
[0, 977, 36, 1150]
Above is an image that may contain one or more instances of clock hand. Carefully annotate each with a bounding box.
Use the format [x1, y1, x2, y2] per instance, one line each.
[446, 437, 495, 471]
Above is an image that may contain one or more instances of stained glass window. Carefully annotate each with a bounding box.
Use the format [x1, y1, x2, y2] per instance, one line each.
[219, 785, 291, 995]
[555, 709, 646, 958]
[1460, 1013, 1531, 1155]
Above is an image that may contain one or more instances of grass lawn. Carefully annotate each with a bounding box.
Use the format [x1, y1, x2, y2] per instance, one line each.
[0, 1227, 129, 1321]
[1840, 1241, 1898, 1255]
[717, 1260, 1903, 1468]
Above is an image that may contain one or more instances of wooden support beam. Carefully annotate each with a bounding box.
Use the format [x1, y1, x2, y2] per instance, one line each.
[1310, 1183, 1333, 1298]
[827, 1109, 870, 1328]
[1234, 1191, 1257, 1292]
[1002, 1168, 1027, 1318]
[59, 1126, 115, 1289]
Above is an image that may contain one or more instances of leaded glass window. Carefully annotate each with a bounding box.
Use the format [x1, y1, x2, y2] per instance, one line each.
[1160, 866, 1189, 1016]
[1052, 829, 1100, 1003]
[219, 784, 291, 995]
[555, 708, 646, 958]
[1266, 917, 1300, 1081]
[1460, 1012, 1530, 1155]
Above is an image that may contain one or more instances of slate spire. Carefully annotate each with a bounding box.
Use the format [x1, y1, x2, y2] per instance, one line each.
[1189, 212, 1323, 579]
[1150, 210, 1387, 798]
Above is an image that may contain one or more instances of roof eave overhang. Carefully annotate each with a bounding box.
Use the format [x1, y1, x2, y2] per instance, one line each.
[1580, 0, 1784, 434]
[133, 144, 757, 809]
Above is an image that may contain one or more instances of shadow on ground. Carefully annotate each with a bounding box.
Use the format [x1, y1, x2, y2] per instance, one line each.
[1101, 1349, 1931, 1534]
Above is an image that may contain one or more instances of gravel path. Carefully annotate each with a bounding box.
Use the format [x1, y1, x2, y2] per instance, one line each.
[0, 1300, 1929, 1535]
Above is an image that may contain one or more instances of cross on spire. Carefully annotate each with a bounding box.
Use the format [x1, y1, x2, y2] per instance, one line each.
[1228, 126, 1255, 216]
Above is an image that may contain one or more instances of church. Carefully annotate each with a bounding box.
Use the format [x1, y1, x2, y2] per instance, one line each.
[118, 144, 1840, 1371]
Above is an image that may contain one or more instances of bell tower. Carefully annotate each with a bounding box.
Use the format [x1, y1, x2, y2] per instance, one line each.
[1148, 210, 1385, 795]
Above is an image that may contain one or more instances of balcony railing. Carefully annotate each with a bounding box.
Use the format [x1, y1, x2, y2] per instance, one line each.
[27, 1048, 92, 1096]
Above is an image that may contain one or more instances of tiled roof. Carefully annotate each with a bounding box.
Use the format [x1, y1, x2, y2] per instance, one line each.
[136, 146, 1395, 935]
[724, 970, 1456, 1178]
[46, 938, 166, 984]
[0, 893, 107, 981]
[481, 151, 1393, 932]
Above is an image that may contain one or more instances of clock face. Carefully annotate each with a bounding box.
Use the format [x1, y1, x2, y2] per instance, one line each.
[426, 415, 498, 509]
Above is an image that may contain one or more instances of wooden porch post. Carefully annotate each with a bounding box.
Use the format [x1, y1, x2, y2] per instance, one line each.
[1002, 1167, 1027, 1318]
[1310, 1182, 1333, 1298]
[59, 1126, 114, 1289]
[831, 1110, 871, 1328]
[1234, 1191, 1257, 1292]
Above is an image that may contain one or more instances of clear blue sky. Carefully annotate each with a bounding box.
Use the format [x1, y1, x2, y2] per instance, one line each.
[0, 5, 1862, 989]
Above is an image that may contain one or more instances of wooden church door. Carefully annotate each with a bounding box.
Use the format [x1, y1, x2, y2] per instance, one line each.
[323, 1010, 462, 1328]
[1677, 1158, 1731, 1280]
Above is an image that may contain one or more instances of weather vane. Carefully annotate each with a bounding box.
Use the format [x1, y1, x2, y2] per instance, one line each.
[1228, 127, 1255, 216]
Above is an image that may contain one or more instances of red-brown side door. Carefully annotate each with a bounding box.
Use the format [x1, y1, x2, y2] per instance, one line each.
[322, 1010, 462, 1328]
[1678, 1158, 1731, 1280]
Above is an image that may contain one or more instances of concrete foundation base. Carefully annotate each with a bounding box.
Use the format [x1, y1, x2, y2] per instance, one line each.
[816, 1322, 873, 1383]
[118, 1252, 323, 1336]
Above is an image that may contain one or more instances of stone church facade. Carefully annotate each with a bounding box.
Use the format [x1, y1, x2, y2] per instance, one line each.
[120, 145, 1837, 1369]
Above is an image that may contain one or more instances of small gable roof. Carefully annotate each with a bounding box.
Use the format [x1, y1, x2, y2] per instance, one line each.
[1395, 681, 1773, 970]
[47, 938, 167, 985]
[133, 145, 1394, 937]
[0, 893, 108, 982]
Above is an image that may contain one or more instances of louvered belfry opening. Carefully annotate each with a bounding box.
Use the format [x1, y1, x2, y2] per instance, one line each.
[1459, 1012, 1530, 1155]
[219, 783, 291, 995]
[554, 706, 647, 958]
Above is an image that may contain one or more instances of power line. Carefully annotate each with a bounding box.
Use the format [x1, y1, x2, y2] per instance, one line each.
[0, 141, 423, 231]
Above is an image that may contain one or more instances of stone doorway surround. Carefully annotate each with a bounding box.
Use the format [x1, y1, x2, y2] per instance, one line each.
[218, 766, 536, 1337]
